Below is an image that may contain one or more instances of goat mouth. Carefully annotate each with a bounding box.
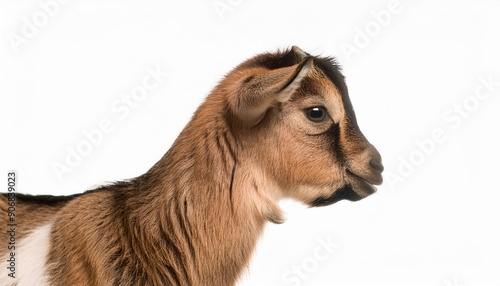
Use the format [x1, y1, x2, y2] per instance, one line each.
[309, 171, 379, 207]
[310, 184, 360, 207]
[345, 170, 378, 198]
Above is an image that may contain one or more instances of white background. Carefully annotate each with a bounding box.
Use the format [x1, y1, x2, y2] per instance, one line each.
[1, 1, 500, 285]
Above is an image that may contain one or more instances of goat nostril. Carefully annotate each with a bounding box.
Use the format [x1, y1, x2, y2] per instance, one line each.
[369, 159, 384, 172]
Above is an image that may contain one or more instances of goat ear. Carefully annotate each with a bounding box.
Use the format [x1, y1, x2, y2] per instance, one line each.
[231, 57, 313, 126]
[292, 45, 308, 61]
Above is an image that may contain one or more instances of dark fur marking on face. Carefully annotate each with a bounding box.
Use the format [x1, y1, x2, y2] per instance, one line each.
[327, 123, 346, 164]
[313, 57, 358, 128]
[309, 184, 360, 207]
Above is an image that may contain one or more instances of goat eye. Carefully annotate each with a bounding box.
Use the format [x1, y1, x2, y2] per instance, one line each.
[306, 107, 328, 122]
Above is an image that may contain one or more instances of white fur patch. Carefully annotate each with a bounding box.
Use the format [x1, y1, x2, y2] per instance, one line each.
[0, 223, 52, 286]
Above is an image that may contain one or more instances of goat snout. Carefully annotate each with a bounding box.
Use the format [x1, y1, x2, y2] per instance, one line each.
[370, 158, 384, 173]
[346, 144, 383, 186]
[366, 147, 383, 185]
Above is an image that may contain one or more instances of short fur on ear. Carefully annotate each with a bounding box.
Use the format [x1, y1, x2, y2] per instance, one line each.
[292, 45, 308, 62]
[230, 57, 313, 126]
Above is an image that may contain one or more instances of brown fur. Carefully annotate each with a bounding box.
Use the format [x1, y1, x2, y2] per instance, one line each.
[0, 46, 383, 285]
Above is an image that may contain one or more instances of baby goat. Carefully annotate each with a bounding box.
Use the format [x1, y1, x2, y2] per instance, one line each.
[0, 46, 383, 286]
